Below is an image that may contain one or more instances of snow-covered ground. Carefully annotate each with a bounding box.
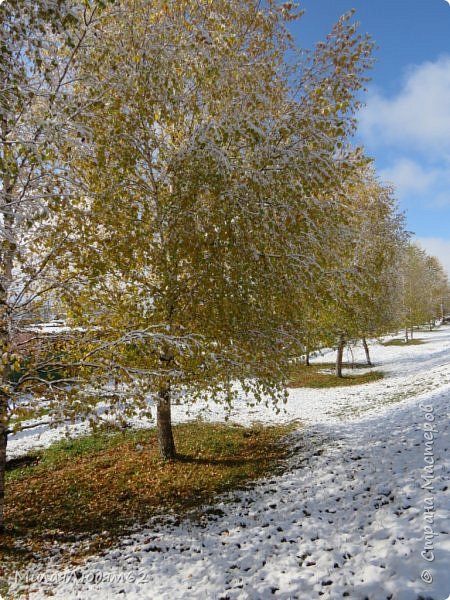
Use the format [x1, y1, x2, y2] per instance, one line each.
[7, 327, 450, 599]
[8, 326, 450, 457]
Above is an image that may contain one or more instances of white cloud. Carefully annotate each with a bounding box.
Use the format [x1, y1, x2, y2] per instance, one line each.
[415, 237, 450, 277]
[379, 159, 438, 197]
[378, 158, 450, 206]
[359, 56, 450, 151]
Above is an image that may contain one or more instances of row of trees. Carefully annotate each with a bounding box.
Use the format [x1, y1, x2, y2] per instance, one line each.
[0, 0, 448, 530]
[310, 238, 450, 375]
[400, 243, 449, 339]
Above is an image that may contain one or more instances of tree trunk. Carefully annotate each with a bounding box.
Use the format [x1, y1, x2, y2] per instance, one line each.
[0, 409, 6, 533]
[1, 114, 14, 532]
[362, 337, 372, 366]
[405, 327, 409, 342]
[0, 269, 11, 534]
[336, 334, 345, 378]
[305, 351, 310, 367]
[0, 312, 10, 533]
[0, 346, 10, 533]
[157, 383, 176, 459]
[410, 327, 414, 340]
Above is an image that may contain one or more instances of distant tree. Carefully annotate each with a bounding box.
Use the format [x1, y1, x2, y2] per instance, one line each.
[400, 244, 449, 339]
[307, 165, 407, 376]
[425, 255, 449, 327]
[345, 169, 407, 366]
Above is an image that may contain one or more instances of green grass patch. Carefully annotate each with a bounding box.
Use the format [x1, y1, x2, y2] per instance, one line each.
[288, 363, 384, 388]
[382, 338, 425, 346]
[1, 421, 294, 569]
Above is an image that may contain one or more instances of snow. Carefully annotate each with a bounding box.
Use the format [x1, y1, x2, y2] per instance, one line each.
[23, 321, 85, 334]
[7, 326, 450, 599]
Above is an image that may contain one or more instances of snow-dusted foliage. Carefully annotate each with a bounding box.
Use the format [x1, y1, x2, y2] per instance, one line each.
[0, 0, 102, 530]
[400, 243, 449, 338]
[47, 1, 377, 457]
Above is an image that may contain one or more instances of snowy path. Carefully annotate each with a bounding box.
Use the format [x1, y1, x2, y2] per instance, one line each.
[8, 328, 450, 599]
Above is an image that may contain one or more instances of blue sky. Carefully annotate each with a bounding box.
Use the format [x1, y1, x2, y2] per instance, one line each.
[289, 0, 450, 275]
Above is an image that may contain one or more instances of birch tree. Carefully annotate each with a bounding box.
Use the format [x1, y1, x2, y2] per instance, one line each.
[306, 165, 407, 375]
[52, 1, 374, 458]
[400, 244, 449, 338]
[425, 255, 449, 326]
[0, 0, 101, 532]
[343, 169, 407, 366]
